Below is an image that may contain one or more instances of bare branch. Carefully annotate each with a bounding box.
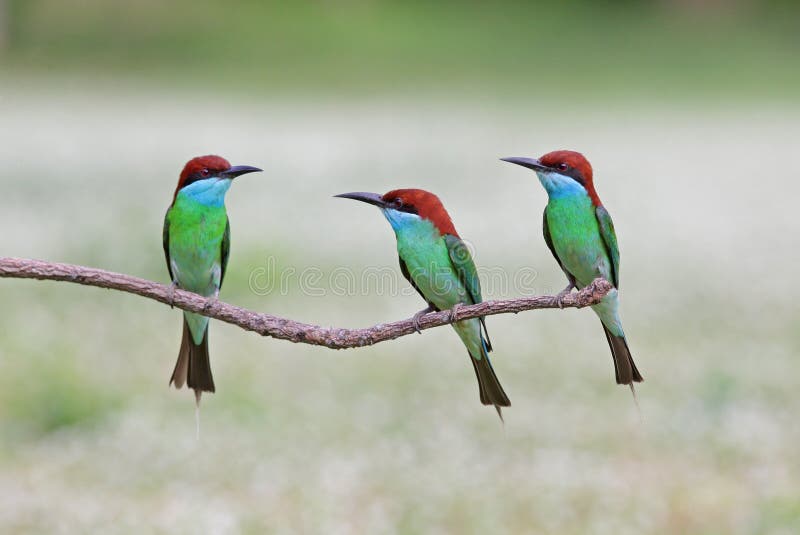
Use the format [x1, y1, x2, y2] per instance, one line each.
[0, 257, 612, 349]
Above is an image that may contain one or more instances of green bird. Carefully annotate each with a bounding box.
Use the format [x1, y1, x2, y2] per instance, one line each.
[335, 188, 511, 418]
[163, 155, 261, 401]
[502, 150, 643, 387]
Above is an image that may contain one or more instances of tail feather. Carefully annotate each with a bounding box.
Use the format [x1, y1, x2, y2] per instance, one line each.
[170, 319, 215, 398]
[469, 349, 511, 409]
[602, 325, 643, 385]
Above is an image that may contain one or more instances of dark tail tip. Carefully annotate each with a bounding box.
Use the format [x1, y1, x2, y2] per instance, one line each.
[187, 329, 215, 393]
[470, 352, 511, 410]
[172, 320, 216, 395]
[603, 325, 643, 385]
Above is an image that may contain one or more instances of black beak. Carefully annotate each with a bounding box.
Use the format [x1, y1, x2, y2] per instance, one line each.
[221, 165, 263, 179]
[334, 191, 387, 208]
[500, 156, 548, 172]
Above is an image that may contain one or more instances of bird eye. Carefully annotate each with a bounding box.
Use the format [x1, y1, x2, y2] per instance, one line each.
[201, 168, 210, 177]
[393, 198, 403, 208]
[558, 163, 568, 171]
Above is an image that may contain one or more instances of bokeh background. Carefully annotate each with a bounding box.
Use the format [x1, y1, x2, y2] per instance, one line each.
[1, 1, 799, 533]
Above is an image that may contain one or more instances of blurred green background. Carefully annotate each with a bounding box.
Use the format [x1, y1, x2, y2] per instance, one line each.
[1, 1, 799, 533]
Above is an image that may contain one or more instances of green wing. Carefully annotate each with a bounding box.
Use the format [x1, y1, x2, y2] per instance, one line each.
[444, 234, 492, 350]
[162, 209, 174, 282]
[444, 234, 482, 304]
[220, 218, 231, 288]
[595, 205, 620, 288]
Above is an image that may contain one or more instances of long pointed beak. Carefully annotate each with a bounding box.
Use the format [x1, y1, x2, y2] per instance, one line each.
[334, 191, 387, 208]
[221, 165, 263, 179]
[500, 156, 547, 172]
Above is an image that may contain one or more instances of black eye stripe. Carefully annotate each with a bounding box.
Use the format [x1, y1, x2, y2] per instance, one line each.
[183, 170, 217, 187]
[387, 199, 418, 214]
[553, 165, 586, 187]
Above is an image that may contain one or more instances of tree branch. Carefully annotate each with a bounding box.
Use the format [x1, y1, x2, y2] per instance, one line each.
[0, 257, 612, 349]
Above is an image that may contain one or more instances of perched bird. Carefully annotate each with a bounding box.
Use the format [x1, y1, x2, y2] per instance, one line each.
[335, 189, 510, 418]
[501, 151, 643, 387]
[163, 155, 262, 402]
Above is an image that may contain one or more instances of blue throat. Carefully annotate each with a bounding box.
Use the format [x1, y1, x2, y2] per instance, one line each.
[381, 208, 441, 244]
[381, 207, 424, 232]
[535, 171, 588, 200]
[176, 178, 233, 207]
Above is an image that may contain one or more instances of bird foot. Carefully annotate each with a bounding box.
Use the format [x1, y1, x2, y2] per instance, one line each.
[203, 291, 219, 313]
[412, 305, 436, 334]
[449, 303, 463, 323]
[553, 283, 576, 309]
[168, 281, 179, 309]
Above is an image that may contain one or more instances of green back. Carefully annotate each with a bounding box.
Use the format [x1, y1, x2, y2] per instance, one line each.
[595, 205, 620, 288]
[393, 218, 492, 358]
[544, 194, 617, 288]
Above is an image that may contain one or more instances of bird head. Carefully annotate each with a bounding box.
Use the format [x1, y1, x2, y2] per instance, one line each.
[173, 155, 262, 203]
[501, 150, 601, 205]
[335, 188, 458, 237]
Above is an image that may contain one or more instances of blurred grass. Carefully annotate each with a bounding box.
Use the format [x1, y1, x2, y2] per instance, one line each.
[2, 0, 799, 99]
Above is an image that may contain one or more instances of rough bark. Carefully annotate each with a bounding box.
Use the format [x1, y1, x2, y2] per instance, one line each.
[0, 257, 613, 349]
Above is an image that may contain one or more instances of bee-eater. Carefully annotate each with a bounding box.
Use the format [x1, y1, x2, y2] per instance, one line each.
[335, 189, 511, 418]
[163, 155, 262, 401]
[501, 151, 643, 387]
